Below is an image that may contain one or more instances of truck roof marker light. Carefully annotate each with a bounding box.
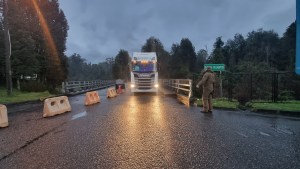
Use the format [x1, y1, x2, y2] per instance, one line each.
[141, 60, 148, 64]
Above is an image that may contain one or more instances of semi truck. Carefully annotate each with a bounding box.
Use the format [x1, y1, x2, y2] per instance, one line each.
[130, 52, 159, 93]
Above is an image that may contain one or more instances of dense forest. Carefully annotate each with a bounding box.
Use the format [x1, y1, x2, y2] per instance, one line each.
[109, 22, 299, 100]
[110, 22, 296, 79]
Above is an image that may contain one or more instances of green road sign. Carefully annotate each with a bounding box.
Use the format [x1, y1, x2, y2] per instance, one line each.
[204, 64, 225, 71]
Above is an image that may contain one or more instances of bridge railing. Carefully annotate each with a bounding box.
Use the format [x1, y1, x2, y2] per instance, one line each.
[160, 79, 193, 106]
[62, 80, 115, 94]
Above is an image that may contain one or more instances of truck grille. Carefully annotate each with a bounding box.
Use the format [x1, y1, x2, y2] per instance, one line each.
[135, 78, 154, 90]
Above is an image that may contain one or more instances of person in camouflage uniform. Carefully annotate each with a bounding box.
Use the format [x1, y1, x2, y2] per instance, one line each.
[196, 67, 215, 113]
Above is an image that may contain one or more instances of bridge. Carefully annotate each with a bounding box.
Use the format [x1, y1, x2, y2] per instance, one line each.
[0, 82, 299, 168]
[62, 79, 193, 106]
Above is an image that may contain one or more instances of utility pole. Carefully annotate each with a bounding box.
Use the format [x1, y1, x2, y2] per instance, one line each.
[3, 0, 12, 96]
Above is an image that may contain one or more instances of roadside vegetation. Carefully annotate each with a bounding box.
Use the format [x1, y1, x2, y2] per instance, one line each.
[196, 98, 300, 112]
[0, 87, 52, 104]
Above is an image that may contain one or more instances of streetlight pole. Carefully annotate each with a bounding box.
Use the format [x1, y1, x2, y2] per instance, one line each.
[3, 0, 12, 96]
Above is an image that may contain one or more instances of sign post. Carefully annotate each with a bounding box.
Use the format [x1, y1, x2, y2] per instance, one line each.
[204, 64, 225, 97]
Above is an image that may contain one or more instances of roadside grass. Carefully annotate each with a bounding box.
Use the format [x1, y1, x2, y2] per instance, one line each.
[252, 101, 300, 112]
[196, 98, 300, 112]
[196, 98, 238, 110]
[0, 87, 53, 104]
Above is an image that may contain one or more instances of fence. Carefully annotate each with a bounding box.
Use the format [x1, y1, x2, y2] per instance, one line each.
[160, 79, 193, 106]
[62, 80, 115, 94]
[192, 71, 300, 103]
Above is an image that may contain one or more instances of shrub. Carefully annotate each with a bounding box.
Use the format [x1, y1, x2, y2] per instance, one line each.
[278, 90, 295, 101]
[21, 81, 47, 92]
[237, 92, 250, 106]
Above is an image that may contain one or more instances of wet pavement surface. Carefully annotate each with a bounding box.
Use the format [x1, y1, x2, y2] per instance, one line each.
[1, 88, 300, 169]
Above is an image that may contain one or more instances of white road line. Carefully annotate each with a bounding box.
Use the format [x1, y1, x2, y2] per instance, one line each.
[71, 111, 87, 120]
[236, 132, 248, 138]
[259, 131, 271, 136]
[275, 128, 294, 135]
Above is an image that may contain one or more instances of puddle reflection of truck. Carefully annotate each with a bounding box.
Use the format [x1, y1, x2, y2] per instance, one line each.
[130, 52, 159, 94]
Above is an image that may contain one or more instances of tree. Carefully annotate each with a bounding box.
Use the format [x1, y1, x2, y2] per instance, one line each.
[0, 0, 69, 92]
[141, 36, 170, 78]
[278, 22, 296, 71]
[223, 34, 246, 70]
[169, 43, 182, 78]
[67, 53, 86, 80]
[245, 29, 280, 66]
[208, 37, 224, 64]
[35, 0, 69, 89]
[112, 49, 130, 80]
[67, 53, 112, 81]
[0, 2, 5, 85]
[195, 49, 207, 73]
[179, 38, 197, 73]
[169, 38, 196, 78]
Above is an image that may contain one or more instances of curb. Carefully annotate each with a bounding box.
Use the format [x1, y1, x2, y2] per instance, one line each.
[196, 105, 300, 117]
[252, 109, 300, 117]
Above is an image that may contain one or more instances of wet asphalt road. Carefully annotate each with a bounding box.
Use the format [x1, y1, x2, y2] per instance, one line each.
[0, 88, 300, 169]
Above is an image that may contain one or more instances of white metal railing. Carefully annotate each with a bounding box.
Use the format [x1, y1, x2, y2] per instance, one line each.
[160, 79, 193, 98]
[62, 80, 115, 94]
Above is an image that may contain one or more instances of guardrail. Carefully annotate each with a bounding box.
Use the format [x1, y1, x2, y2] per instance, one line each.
[62, 80, 115, 94]
[160, 79, 193, 106]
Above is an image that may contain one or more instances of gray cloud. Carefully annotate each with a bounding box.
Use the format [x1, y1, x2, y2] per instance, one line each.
[59, 0, 295, 63]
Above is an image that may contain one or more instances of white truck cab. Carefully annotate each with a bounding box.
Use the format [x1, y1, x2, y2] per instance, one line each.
[130, 52, 159, 93]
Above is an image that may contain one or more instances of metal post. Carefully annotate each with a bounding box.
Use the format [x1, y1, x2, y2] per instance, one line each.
[219, 71, 223, 98]
[3, 0, 13, 96]
[250, 73, 252, 101]
[274, 73, 278, 102]
[272, 73, 275, 102]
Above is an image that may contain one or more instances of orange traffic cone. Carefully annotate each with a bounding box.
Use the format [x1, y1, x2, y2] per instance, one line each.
[117, 85, 122, 94]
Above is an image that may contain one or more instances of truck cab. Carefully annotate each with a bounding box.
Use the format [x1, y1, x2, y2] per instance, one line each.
[130, 52, 159, 93]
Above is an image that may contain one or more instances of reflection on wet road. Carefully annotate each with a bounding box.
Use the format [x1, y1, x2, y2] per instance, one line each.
[0, 89, 300, 168]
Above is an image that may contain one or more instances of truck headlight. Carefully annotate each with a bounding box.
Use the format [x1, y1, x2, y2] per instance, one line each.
[154, 84, 159, 88]
[131, 84, 135, 88]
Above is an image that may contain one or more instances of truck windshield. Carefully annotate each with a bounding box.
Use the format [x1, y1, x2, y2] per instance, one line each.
[132, 61, 155, 72]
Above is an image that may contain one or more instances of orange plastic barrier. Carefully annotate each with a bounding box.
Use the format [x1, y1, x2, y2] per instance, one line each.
[85, 91, 100, 106]
[43, 96, 71, 118]
[0, 104, 8, 128]
[117, 85, 123, 94]
[107, 87, 117, 98]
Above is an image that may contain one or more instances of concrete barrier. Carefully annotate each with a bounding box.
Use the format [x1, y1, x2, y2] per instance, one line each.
[85, 91, 100, 106]
[43, 96, 71, 117]
[177, 94, 190, 107]
[107, 87, 117, 98]
[0, 104, 8, 128]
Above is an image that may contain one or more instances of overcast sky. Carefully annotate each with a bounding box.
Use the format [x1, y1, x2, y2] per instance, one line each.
[59, 0, 296, 63]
